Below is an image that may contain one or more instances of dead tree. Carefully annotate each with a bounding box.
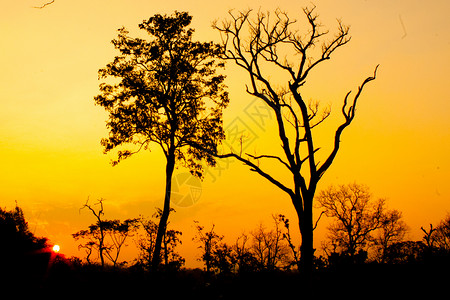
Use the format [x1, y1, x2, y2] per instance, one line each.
[212, 7, 378, 274]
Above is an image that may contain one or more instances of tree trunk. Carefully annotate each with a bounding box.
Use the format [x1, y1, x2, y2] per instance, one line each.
[297, 192, 314, 278]
[151, 151, 175, 271]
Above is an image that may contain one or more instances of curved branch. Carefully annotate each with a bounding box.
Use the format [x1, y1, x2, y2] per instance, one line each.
[317, 65, 379, 179]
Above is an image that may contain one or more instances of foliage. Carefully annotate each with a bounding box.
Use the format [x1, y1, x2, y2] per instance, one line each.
[94, 11, 228, 173]
[0, 204, 50, 288]
[94, 10, 228, 270]
[0, 204, 48, 257]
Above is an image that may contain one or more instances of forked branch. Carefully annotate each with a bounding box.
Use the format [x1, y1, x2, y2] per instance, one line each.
[317, 65, 379, 179]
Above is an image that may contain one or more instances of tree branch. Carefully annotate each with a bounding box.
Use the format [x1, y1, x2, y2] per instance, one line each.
[245, 153, 292, 171]
[217, 152, 294, 197]
[317, 65, 379, 179]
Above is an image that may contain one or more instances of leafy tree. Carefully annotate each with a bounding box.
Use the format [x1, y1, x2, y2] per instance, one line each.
[0, 204, 49, 285]
[94, 11, 228, 271]
[0, 204, 48, 259]
[210, 6, 378, 273]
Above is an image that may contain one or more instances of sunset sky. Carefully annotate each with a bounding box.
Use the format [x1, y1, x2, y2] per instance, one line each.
[1, 0, 449, 267]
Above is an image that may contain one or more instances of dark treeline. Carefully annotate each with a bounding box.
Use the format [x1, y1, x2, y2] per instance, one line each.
[1, 200, 449, 298]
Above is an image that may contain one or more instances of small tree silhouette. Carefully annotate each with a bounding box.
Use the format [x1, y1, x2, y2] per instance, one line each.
[193, 221, 224, 274]
[73, 199, 139, 267]
[136, 208, 184, 271]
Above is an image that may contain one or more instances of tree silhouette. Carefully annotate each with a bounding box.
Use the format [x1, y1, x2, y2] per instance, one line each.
[0, 204, 49, 286]
[95, 11, 228, 270]
[317, 183, 407, 263]
[431, 215, 450, 252]
[136, 208, 184, 271]
[73, 199, 139, 267]
[210, 6, 378, 273]
[193, 221, 224, 274]
[0, 204, 48, 256]
[249, 216, 290, 271]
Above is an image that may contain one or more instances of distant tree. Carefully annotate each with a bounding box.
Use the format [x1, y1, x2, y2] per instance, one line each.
[317, 183, 407, 263]
[374, 209, 408, 262]
[73, 199, 139, 267]
[102, 218, 140, 267]
[250, 215, 290, 271]
[73, 199, 107, 267]
[432, 215, 450, 251]
[193, 216, 298, 274]
[0, 204, 49, 285]
[193, 221, 224, 274]
[232, 233, 257, 273]
[277, 214, 301, 270]
[210, 242, 235, 274]
[136, 208, 184, 271]
[384, 241, 427, 264]
[95, 11, 228, 271]
[210, 6, 378, 274]
[421, 223, 437, 249]
[0, 203, 48, 260]
[420, 215, 450, 263]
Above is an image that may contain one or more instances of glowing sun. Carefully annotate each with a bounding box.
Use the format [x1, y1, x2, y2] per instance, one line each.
[52, 245, 60, 253]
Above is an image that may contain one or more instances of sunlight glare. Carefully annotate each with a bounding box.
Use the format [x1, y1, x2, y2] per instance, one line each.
[52, 244, 60, 253]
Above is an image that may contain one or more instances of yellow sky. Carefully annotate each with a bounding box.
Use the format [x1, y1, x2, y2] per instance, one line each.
[1, 0, 449, 267]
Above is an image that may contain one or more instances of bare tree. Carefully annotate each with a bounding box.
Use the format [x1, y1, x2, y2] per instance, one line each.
[250, 215, 290, 271]
[422, 215, 450, 253]
[102, 218, 140, 267]
[210, 7, 378, 273]
[433, 216, 450, 251]
[317, 183, 407, 263]
[278, 214, 301, 269]
[233, 233, 257, 273]
[192, 221, 223, 273]
[73, 198, 139, 267]
[375, 209, 408, 262]
[73, 198, 107, 267]
[421, 224, 437, 249]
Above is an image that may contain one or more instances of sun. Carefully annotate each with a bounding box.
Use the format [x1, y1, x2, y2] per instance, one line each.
[52, 244, 60, 253]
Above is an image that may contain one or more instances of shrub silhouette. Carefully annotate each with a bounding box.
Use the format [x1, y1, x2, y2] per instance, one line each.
[0, 204, 49, 287]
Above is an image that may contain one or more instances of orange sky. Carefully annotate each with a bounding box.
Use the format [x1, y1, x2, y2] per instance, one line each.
[1, 0, 449, 267]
